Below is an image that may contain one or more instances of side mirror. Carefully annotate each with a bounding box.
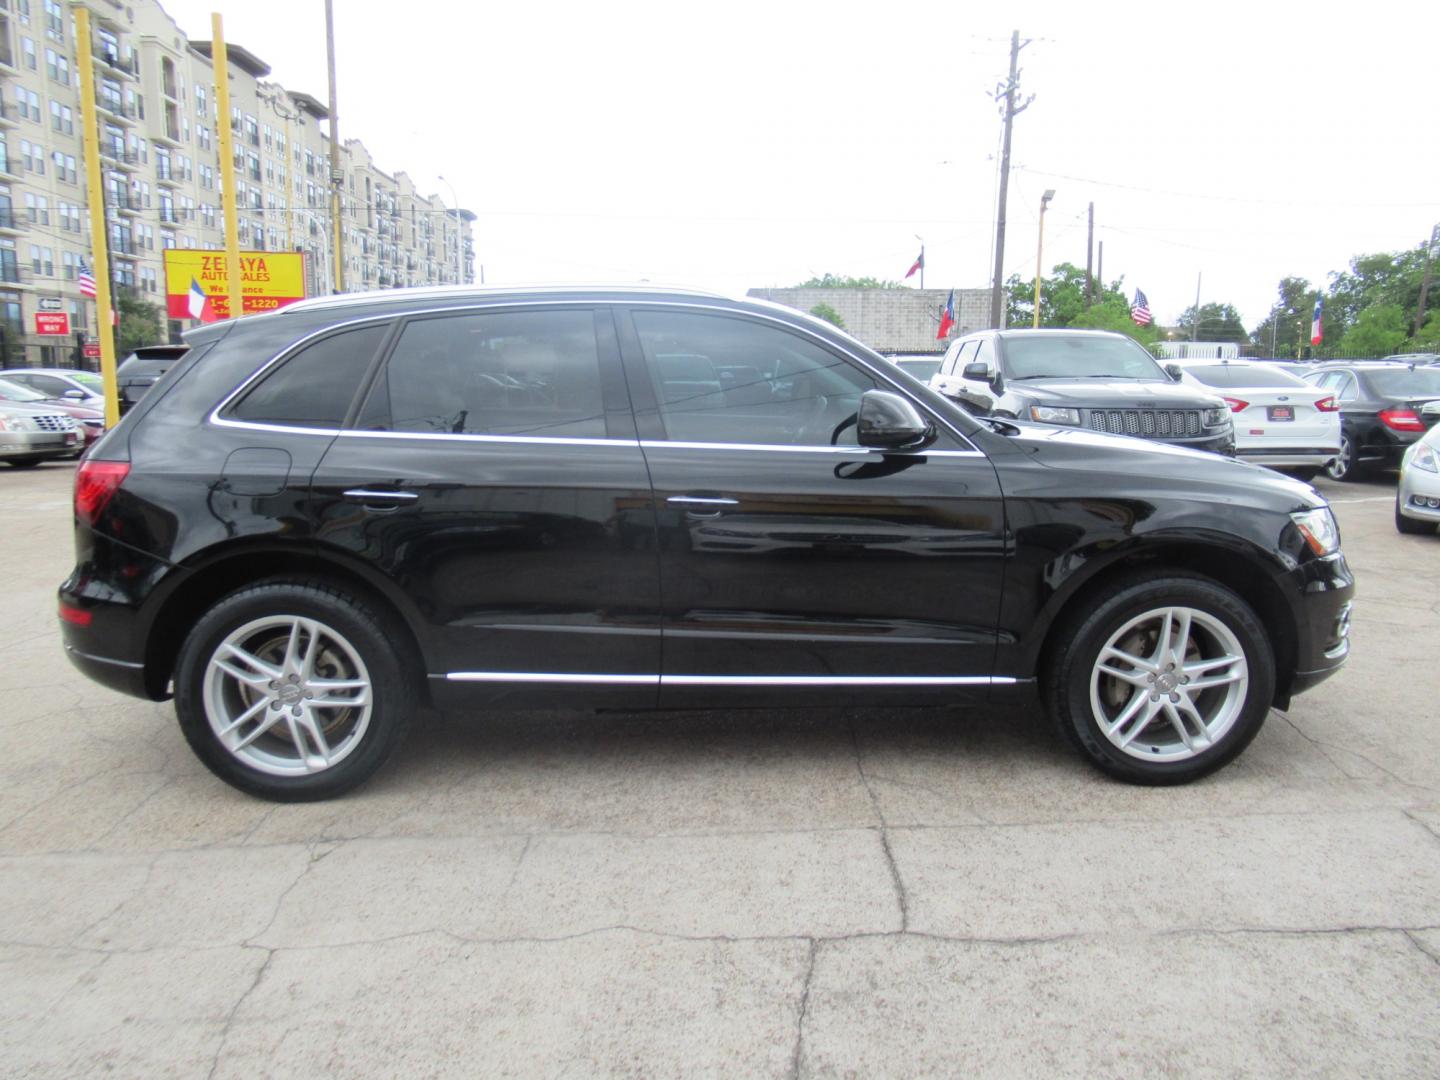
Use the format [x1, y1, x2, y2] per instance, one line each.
[64, 388, 87, 400]
[857, 390, 933, 450]
[1164, 363, 1183, 382]
[962, 361, 990, 380]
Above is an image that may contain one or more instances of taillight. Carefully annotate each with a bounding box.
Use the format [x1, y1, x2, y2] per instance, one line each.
[1223, 397, 1249, 413]
[1314, 396, 1339, 412]
[74, 460, 130, 525]
[1379, 408, 1425, 432]
[58, 602, 92, 627]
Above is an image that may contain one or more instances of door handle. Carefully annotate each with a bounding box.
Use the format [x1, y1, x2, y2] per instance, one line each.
[343, 488, 419, 510]
[666, 496, 739, 507]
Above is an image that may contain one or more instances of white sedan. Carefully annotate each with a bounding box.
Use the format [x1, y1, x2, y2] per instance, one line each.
[1396, 420, 1440, 535]
[1173, 359, 1340, 478]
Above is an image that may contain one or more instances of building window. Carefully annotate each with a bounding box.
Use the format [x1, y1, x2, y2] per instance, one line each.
[21, 140, 42, 173]
[28, 244, 53, 276]
[21, 37, 36, 69]
[42, 0, 62, 42]
[23, 192, 47, 224]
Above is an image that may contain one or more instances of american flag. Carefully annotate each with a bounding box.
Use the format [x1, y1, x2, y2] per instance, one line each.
[78, 263, 97, 299]
[1130, 289, 1152, 326]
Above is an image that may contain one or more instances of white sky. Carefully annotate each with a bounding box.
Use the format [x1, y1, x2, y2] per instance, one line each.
[157, 0, 1440, 330]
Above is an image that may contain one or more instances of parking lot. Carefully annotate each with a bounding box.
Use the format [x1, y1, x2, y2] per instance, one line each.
[3, 459, 1439, 1077]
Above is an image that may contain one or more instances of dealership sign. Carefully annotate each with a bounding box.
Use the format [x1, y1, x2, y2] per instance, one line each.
[162, 249, 306, 320]
[34, 312, 70, 335]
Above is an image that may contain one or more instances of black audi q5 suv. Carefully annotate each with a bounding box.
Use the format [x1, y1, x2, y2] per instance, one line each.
[60, 286, 1354, 800]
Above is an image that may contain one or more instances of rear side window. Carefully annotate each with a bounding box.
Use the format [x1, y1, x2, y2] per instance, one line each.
[229, 323, 388, 428]
[364, 309, 606, 438]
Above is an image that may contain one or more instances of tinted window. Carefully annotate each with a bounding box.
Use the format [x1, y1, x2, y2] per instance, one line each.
[974, 338, 995, 371]
[1367, 368, 1440, 396]
[1001, 335, 1165, 380]
[375, 310, 605, 438]
[16, 374, 67, 396]
[632, 311, 875, 446]
[231, 323, 387, 428]
[1185, 364, 1307, 389]
[894, 358, 941, 382]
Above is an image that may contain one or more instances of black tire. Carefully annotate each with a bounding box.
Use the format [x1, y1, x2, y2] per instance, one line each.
[5, 459, 43, 469]
[1044, 573, 1276, 785]
[1395, 498, 1438, 535]
[174, 580, 414, 801]
[1325, 434, 1363, 482]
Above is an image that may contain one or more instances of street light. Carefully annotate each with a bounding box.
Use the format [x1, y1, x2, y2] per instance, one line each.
[1032, 188, 1055, 329]
[437, 174, 462, 285]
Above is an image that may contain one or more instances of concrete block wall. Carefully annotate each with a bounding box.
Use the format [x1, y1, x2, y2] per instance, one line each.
[745, 288, 992, 353]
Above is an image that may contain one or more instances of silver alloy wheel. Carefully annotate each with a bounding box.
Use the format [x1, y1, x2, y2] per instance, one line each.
[1326, 435, 1351, 480]
[1089, 605, 1249, 763]
[202, 615, 373, 777]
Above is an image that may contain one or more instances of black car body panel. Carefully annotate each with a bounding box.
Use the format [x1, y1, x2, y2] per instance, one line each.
[60, 287, 1351, 723]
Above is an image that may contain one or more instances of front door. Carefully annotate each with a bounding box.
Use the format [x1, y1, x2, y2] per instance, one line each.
[616, 305, 1008, 707]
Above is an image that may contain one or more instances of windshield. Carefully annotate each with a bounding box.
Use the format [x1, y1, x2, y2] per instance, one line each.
[1002, 335, 1166, 380]
[893, 359, 941, 381]
[0, 377, 48, 402]
[1186, 364, 1306, 389]
[1368, 369, 1440, 397]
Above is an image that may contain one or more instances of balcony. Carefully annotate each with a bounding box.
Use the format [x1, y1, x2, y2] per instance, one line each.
[155, 162, 180, 188]
[0, 262, 23, 285]
[153, 121, 182, 148]
[111, 239, 137, 256]
[98, 98, 137, 126]
[93, 46, 138, 79]
[158, 207, 179, 224]
[0, 207, 23, 234]
[101, 147, 141, 172]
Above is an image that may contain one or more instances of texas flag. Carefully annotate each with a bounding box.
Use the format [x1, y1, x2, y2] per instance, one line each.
[936, 289, 955, 340]
[905, 249, 924, 279]
[188, 277, 217, 323]
[1310, 297, 1324, 346]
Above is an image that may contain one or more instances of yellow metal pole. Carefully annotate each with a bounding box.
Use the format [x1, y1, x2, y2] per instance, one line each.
[72, 5, 119, 428]
[210, 15, 245, 320]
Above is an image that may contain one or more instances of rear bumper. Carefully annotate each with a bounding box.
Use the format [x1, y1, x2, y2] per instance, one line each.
[1236, 446, 1339, 468]
[62, 641, 151, 697]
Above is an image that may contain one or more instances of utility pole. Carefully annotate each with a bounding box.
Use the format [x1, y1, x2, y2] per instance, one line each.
[1416, 223, 1439, 337]
[1191, 272, 1202, 342]
[1031, 189, 1054, 328]
[324, 0, 345, 293]
[988, 30, 1033, 329]
[1085, 202, 1094, 309]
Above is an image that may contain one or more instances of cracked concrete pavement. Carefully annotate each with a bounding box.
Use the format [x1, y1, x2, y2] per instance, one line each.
[2, 462, 1439, 1077]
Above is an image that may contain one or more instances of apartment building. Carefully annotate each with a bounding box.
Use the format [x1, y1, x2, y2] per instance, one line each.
[0, 0, 475, 366]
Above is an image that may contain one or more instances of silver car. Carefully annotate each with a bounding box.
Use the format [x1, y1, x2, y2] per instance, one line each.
[1396, 412, 1440, 535]
[0, 399, 82, 468]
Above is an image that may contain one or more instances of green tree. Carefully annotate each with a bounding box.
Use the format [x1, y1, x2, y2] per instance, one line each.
[115, 288, 165, 353]
[808, 302, 845, 329]
[1409, 310, 1440, 352]
[1176, 302, 1247, 343]
[1250, 277, 1317, 358]
[1326, 247, 1430, 332]
[1004, 266, 1156, 344]
[1339, 303, 1409, 357]
[793, 274, 906, 289]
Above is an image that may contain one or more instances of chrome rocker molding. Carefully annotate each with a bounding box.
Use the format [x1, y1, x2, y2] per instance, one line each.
[441, 672, 1019, 687]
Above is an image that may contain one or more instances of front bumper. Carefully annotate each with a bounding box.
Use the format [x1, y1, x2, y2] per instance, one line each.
[0, 429, 81, 460]
[1398, 464, 1440, 522]
[1279, 552, 1354, 704]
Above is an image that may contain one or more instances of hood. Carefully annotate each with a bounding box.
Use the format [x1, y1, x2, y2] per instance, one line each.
[1009, 378, 1225, 409]
[1003, 421, 1325, 511]
[0, 399, 80, 419]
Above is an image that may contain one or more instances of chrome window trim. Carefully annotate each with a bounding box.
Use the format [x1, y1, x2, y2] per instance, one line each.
[444, 671, 1015, 687]
[203, 298, 981, 454]
[642, 439, 982, 457]
[337, 429, 641, 448]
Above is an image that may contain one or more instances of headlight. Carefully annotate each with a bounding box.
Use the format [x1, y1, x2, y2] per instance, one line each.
[1410, 443, 1439, 474]
[1029, 405, 1081, 426]
[1291, 506, 1341, 556]
[1204, 407, 1229, 426]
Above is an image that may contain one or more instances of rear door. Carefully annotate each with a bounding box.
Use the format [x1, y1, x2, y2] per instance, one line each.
[616, 304, 1008, 708]
[308, 304, 661, 708]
